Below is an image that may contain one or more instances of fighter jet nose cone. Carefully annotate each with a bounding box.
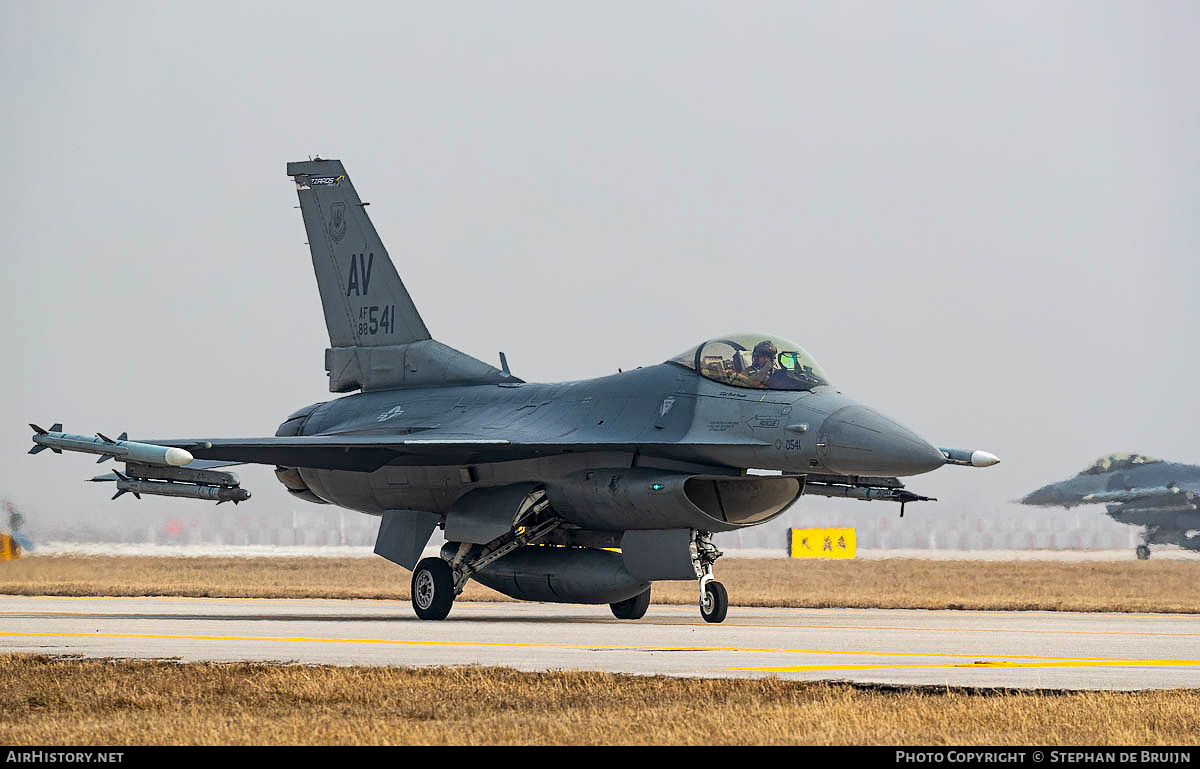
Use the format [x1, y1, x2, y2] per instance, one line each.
[165, 448, 194, 466]
[1020, 484, 1058, 506]
[817, 405, 946, 477]
[971, 450, 1001, 467]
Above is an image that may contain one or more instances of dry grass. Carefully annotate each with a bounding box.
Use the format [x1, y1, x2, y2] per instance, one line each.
[2, 556, 1198, 613]
[1, 654, 1197, 745]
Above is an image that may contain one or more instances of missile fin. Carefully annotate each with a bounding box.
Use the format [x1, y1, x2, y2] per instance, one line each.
[29, 424, 47, 435]
[97, 455, 114, 463]
[28, 445, 46, 455]
[51, 448, 61, 454]
[97, 432, 115, 444]
[50, 423, 62, 433]
[118, 432, 128, 442]
[112, 489, 126, 500]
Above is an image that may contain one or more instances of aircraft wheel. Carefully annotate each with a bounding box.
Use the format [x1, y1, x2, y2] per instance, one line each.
[1136, 545, 1151, 561]
[411, 557, 455, 620]
[700, 580, 728, 624]
[610, 587, 651, 620]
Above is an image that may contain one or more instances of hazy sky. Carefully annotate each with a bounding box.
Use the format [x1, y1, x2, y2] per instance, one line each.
[3, 1, 1197, 533]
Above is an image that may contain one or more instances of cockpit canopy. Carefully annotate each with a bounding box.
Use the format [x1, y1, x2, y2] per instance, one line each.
[1080, 453, 1164, 475]
[667, 333, 831, 392]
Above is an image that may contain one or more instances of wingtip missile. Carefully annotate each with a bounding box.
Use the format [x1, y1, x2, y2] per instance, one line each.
[164, 447, 194, 466]
[939, 447, 1001, 468]
[969, 450, 1000, 467]
[29, 426, 194, 467]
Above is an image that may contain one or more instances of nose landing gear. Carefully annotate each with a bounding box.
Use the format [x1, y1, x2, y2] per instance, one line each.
[700, 577, 728, 623]
[692, 531, 727, 623]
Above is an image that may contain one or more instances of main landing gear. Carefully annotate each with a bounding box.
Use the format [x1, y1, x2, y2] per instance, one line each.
[692, 531, 727, 623]
[410, 504, 562, 621]
[610, 587, 651, 620]
[411, 557, 455, 621]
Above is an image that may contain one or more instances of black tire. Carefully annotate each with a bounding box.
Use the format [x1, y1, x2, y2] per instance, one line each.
[700, 580, 728, 624]
[610, 587, 651, 620]
[411, 557, 455, 620]
[1136, 545, 1151, 561]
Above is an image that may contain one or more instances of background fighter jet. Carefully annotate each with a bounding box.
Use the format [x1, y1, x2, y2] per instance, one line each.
[30, 159, 998, 622]
[1021, 453, 1200, 559]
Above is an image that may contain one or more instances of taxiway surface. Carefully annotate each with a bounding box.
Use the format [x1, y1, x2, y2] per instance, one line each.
[2, 595, 1197, 690]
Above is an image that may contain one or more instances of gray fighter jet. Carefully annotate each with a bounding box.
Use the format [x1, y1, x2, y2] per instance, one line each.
[1022, 453, 1200, 560]
[29, 158, 999, 622]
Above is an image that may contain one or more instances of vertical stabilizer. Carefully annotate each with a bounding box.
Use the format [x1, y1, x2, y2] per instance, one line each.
[287, 159, 513, 391]
[288, 159, 429, 349]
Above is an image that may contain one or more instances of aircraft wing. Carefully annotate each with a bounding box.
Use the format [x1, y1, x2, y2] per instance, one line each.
[146, 433, 772, 471]
[36, 426, 771, 504]
[1082, 486, 1200, 513]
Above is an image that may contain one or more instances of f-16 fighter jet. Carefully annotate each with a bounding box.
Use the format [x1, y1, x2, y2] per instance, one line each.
[30, 159, 999, 622]
[1022, 453, 1200, 560]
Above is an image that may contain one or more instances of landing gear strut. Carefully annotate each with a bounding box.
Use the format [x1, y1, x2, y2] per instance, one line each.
[692, 531, 727, 623]
[410, 498, 562, 621]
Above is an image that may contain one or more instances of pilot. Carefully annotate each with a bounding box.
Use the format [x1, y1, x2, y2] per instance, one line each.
[743, 341, 779, 386]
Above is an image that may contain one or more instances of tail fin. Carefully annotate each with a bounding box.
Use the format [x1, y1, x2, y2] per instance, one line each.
[287, 159, 513, 392]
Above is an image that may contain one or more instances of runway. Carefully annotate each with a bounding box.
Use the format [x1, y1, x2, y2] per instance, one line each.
[3, 595, 1198, 690]
[32, 542, 1199, 561]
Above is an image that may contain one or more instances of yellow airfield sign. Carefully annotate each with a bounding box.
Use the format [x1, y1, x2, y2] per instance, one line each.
[789, 528, 856, 559]
[0, 534, 21, 561]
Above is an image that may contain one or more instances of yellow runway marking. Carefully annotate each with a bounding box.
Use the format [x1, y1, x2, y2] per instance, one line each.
[3, 631, 1199, 669]
[5, 609, 1198, 639]
[3, 595, 413, 605]
[686, 621, 1200, 638]
[736, 659, 1200, 672]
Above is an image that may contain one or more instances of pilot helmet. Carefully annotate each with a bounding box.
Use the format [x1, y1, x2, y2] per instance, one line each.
[753, 341, 778, 361]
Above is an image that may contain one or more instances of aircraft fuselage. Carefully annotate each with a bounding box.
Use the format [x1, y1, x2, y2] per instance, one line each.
[277, 363, 946, 532]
